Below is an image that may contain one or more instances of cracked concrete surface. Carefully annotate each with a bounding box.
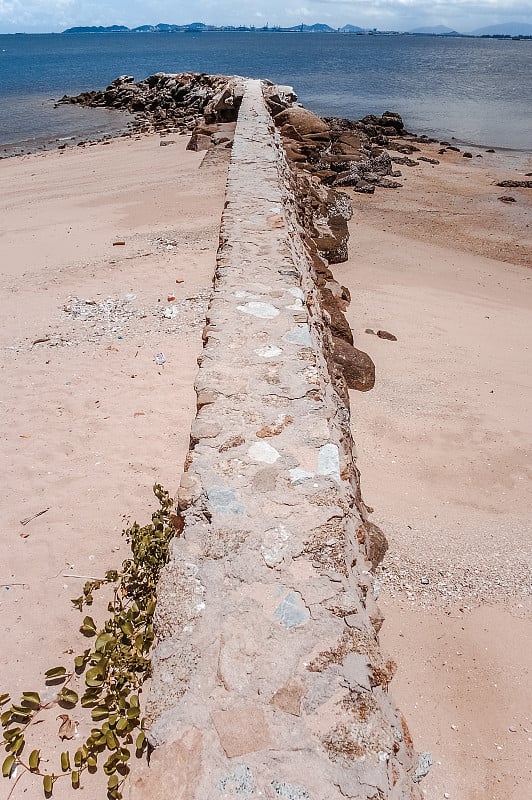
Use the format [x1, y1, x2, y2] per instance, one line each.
[131, 80, 421, 800]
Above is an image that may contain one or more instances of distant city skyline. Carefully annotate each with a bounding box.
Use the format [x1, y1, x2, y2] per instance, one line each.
[0, 0, 531, 35]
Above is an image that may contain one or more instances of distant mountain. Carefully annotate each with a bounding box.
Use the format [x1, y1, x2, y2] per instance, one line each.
[409, 25, 460, 35]
[61, 20, 532, 37]
[63, 21, 339, 34]
[63, 25, 129, 33]
[286, 23, 335, 32]
[468, 22, 532, 36]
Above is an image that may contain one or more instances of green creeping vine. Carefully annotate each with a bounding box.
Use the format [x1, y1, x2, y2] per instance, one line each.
[1, 485, 180, 799]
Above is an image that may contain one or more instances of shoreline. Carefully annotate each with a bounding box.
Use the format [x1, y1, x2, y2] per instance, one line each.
[3, 114, 532, 162]
[0, 102, 136, 158]
[2, 77, 531, 161]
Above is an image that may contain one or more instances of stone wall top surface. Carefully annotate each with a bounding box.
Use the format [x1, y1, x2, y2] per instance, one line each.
[135, 80, 421, 800]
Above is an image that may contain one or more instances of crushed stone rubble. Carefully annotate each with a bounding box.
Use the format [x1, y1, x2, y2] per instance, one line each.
[378, 551, 532, 607]
[5, 290, 211, 353]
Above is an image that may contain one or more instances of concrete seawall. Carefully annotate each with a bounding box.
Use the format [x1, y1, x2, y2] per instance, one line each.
[132, 80, 421, 799]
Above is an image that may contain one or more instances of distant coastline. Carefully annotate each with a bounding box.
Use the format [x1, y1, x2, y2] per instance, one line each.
[56, 21, 532, 39]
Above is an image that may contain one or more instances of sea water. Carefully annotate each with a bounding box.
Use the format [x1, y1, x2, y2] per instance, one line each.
[0, 31, 531, 151]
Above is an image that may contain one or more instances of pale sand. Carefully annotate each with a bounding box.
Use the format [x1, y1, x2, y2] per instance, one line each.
[0, 134, 228, 798]
[337, 141, 532, 798]
[0, 131, 531, 799]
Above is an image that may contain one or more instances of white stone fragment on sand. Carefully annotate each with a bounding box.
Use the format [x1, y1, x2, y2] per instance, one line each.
[248, 441, 280, 464]
[254, 345, 283, 358]
[237, 301, 280, 319]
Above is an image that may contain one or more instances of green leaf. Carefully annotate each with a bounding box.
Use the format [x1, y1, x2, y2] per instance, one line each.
[59, 688, 79, 706]
[45, 666, 66, 679]
[1, 709, 12, 726]
[95, 632, 115, 652]
[22, 691, 41, 709]
[116, 717, 128, 733]
[135, 731, 145, 750]
[85, 667, 105, 688]
[71, 770, 80, 788]
[61, 751, 70, 771]
[0, 694, 10, 707]
[106, 730, 118, 750]
[107, 774, 119, 790]
[91, 706, 109, 721]
[120, 620, 134, 636]
[43, 774, 53, 794]
[29, 749, 40, 771]
[3, 726, 21, 741]
[80, 615, 97, 637]
[2, 755, 15, 778]
[11, 704, 32, 715]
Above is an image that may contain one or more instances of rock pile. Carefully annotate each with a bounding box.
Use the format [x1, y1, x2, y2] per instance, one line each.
[260, 87, 382, 399]
[57, 72, 244, 141]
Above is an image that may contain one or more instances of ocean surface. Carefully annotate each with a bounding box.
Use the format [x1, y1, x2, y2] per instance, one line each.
[1, 32, 531, 152]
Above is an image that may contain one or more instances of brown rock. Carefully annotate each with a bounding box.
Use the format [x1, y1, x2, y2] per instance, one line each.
[498, 195, 516, 203]
[497, 180, 532, 188]
[377, 329, 397, 341]
[331, 336, 375, 392]
[314, 169, 337, 184]
[130, 727, 202, 800]
[279, 123, 303, 141]
[301, 131, 332, 142]
[212, 706, 271, 757]
[337, 131, 362, 151]
[320, 287, 353, 345]
[271, 679, 305, 716]
[365, 521, 389, 569]
[186, 132, 211, 152]
[274, 107, 330, 137]
[283, 142, 307, 163]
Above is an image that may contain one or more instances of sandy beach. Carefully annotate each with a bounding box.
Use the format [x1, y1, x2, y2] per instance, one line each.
[0, 127, 530, 799]
[338, 141, 532, 798]
[0, 133, 229, 798]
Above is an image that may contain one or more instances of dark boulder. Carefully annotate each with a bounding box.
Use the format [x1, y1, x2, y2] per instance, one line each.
[331, 337, 375, 392]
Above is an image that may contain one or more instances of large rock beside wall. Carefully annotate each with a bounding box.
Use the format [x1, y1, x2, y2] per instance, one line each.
[132, 80, 421, 800]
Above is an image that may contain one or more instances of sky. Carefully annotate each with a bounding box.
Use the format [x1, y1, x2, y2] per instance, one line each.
[0, 0, 531, 34]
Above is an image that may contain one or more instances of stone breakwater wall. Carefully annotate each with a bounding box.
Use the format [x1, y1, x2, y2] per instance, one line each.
[132, 80, 421, 799]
